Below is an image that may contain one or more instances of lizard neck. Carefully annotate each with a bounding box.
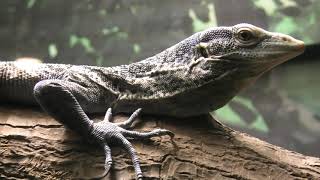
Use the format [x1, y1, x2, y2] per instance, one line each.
[119, 32, 201, 78]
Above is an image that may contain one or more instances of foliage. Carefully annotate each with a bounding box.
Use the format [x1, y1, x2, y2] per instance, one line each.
[213, 97, 269, 133]
[133, 43, 141, 55]
[252, 0, 319, 44]
[48, 43, 58, 58]
[102, 26, 128, 39]
[69, 35, 95, 53]
[27, 0, 37, 9]
[22, 0, 141, 66]
[189, 3, 217, 32]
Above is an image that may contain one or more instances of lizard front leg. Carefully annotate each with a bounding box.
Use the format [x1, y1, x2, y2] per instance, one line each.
[33, 79, 174, 179]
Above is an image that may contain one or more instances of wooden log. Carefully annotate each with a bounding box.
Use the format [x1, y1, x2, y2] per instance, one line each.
[0, 106, 319, 179]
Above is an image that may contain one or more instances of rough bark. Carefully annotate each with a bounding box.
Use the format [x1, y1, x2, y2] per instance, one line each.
[0, 106, 319, 180]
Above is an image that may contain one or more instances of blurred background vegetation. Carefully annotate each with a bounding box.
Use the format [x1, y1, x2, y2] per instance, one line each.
[0, 0, 319, 156]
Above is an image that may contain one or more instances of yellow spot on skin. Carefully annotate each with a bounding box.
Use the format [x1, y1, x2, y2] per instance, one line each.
[12, 57, 42, 78]
[15, 57, 42, 64]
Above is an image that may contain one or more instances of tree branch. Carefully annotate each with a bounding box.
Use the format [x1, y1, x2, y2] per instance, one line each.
[0, 106, 319, 179]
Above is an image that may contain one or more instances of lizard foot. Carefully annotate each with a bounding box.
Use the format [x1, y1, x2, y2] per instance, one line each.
[90, 108, 174, 179]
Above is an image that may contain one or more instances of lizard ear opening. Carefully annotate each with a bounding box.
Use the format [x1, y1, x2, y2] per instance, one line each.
[196, 43, 209, 58]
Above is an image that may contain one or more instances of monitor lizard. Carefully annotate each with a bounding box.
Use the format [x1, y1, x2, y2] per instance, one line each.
[0, 23, 305, 179]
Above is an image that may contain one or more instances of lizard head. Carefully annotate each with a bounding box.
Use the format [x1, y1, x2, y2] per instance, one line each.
[194, 23, 305, 76]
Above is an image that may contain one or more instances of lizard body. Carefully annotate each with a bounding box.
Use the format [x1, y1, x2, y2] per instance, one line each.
[0, 24, 305, 179]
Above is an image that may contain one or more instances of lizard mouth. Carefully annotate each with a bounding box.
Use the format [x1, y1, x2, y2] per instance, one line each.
[215, 38, 305, 64]
[260, 34, 305, 64]
[260, 39, 305, 65]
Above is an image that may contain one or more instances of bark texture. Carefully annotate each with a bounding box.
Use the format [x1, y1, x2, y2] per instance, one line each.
[0, 106, 320, 180]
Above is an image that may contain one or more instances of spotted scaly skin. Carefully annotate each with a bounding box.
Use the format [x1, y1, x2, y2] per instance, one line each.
[0, 24, 305, 179]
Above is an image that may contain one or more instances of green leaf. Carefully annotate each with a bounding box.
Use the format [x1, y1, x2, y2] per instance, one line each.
[48, 43, 58, 58]
[308, 13, 316, 25]
[250, 115, 269, 132]
[69, 35, 95, 54]
[233, 96, 269, 133]
[213, 105, 247, 127]
[189, 3, 217, 32]
[110, 26, 119, 33]
[215, 96, 269, 133]
[279, 0, 297, 7]
[27, 0, 36, 9]
[252, 0, 277, 16]
[102, 28, 110, 35]
[274, 17, 298, 35]
[117, 32, 128, 39]
[130, 6, 137, 15]
[95, 55, 103, 66]
[102, 26, 129, 39]
[133, 43, 141, 54]
[302, 36, 313, 44]
[69, 35, 78, 48]
[233, 96, 256, 112]
[80, 38, 95, 53]
[98, 9, 107, 16]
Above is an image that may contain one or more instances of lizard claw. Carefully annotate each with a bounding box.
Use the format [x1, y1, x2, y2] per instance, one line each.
[137, 173, 143, 180]
[104, 161, 112, 174]
[85, 161, 111, 180]
[89, 108, 174, 179]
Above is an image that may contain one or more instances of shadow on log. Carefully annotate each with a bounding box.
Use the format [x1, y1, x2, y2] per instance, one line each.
[0, 106, 320, 179]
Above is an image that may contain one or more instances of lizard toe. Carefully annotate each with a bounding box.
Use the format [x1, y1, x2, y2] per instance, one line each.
[89, 108, 174, 179]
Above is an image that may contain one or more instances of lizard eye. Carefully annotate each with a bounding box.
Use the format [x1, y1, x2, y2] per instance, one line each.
[238, 30, 252, 41]
[236, 28, 256, 42]
[236, 28, 258, 46]
[238, 29, 253, 41]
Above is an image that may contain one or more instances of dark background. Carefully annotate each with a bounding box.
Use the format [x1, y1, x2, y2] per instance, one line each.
[0, 0, 319, 156]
